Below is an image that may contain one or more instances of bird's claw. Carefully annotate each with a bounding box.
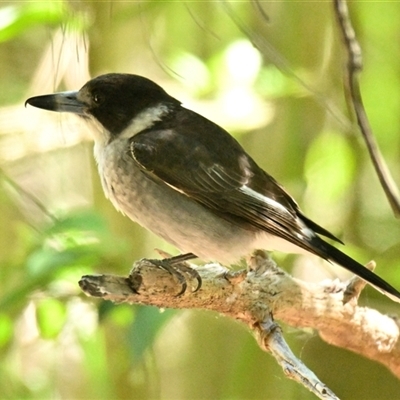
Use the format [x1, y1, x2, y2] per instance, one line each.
[148, 253, 201, 296]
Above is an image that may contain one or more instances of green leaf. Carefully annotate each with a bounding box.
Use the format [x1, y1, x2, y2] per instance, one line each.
[36, 298, 67, 339]
[0, 313, 13, 347]
[0, 2, 65, 42]
[304, 131, 356, 204]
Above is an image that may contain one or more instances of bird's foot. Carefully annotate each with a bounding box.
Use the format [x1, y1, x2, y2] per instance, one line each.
[143, 253, 201, 296]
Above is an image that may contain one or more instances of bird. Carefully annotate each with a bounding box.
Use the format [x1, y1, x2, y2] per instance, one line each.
[26, 73, 400, 302]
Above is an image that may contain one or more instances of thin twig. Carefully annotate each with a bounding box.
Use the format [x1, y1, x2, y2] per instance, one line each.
[333, 0, 400, 217]
[0, 168, 58, 223]
[343, 260, 375, 304]
[254, 316, 339, 400]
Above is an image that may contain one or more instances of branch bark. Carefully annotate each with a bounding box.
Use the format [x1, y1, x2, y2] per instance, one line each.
[79, 251, 400, 398]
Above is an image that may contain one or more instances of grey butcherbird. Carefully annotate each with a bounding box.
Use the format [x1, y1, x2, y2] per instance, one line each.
[26, 73, 400, 302]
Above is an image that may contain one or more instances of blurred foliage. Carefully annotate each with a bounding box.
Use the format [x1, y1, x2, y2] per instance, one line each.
[0, 2, 65, 43]
[1, 0, 400, 399]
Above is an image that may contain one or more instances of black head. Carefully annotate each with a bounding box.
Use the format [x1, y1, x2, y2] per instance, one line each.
[26, 73, 181, 135]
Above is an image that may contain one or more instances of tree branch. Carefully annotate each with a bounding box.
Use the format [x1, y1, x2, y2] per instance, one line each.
[333, 0, 400, 217]
[79, 251, 400, 398]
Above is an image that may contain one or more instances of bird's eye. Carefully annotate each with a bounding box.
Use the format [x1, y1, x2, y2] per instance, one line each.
[92, 92, 103, 104]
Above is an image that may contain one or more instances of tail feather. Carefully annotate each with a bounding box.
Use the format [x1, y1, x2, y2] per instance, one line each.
[309, 236, 400, 303]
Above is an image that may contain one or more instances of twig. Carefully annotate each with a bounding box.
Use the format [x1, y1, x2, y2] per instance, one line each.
[79, 251, 400, 396]
[333, 0, 400, 217]
[343, 260, 375, 304]
[254, 316, 339, 400]
[0, 167, 58, 223]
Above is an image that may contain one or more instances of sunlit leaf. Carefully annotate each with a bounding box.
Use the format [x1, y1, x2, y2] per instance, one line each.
[0, 313, 13, 347]
[304, 131, 356, 203]
[0, 3, 65, 42]
[36, 298, 67, 339]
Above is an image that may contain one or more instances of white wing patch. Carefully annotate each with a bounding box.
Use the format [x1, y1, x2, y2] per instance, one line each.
[240, 184, 314, 240]
[240, 185, 290, 214]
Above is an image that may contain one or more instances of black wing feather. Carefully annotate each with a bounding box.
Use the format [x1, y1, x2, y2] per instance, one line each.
[129, 108, 339, 248]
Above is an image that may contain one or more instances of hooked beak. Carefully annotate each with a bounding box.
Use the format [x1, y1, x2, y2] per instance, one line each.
[25, 91, 85, 115]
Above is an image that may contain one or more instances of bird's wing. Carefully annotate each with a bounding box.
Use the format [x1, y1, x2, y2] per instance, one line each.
[128, 112, 339, 254]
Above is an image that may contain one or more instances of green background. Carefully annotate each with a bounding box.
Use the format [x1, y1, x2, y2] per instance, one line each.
[1, 1, 400, 399]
